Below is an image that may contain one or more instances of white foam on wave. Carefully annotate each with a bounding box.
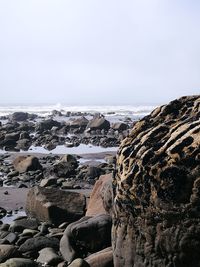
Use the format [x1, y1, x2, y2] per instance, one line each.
[0, 103, 157, 117]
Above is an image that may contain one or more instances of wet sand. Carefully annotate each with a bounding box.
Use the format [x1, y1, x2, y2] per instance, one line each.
[0, 188, 28, 210]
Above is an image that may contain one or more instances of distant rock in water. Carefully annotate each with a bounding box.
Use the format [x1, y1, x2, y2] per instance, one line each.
[10, 112, 28, 121]
[86, 114, 110, 131]
[112, 95, 200, 267]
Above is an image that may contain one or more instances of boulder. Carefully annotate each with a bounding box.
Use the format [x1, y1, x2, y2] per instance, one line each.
[60, 214, 112, 263]
[13, 156, 42, 173]
[70, 117, 89, 128]
[85, 247, 113, 267]
[52, 154, 78, 177]
[9, 218, 39, 233]
[19, 131, 30, 140]
[86, 115, 110, 131]
[86, 173, 113, 216]
[36, 119, 61, 132]
[0, 244, 18, 263]
[19, 236, 59, 254]
[40, 177, 57, 187]
[112, 96, 200, 266]
[68, 259, 90, 267]
[0, 139, 17, 149]
[4, 133, 20, 141]
[86, 166, 101, 180]
[111, 122, 128, 131]
[26, 186, 86, 225]
[37, 247, 62, 265]
[10, 112, 28, 121]
[2, 232, 18, 244]
[16, 139, 31, 150]
[0, 258, 37, 267]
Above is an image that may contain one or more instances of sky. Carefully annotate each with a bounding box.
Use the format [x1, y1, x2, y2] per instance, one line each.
[0, 0, 200, 105]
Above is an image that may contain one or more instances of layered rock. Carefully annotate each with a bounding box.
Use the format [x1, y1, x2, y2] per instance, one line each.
[112, 96, 200, 266]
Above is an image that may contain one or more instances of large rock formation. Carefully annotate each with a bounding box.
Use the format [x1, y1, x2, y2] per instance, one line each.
[112, 96, 200, 267]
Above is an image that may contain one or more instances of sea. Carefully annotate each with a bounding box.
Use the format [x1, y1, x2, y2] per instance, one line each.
[0, 103, 157, 121]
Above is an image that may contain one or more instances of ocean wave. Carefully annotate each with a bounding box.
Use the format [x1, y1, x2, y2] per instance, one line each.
[0, 104, 157, 117]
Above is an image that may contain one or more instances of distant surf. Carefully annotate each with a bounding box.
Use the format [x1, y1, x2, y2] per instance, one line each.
[0, 104, 157, 118]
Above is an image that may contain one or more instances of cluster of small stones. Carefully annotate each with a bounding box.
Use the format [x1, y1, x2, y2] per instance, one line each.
[113, 96, 200, 267]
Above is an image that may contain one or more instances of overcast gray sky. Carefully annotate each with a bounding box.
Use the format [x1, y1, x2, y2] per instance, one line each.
[0, 0, 200, 105]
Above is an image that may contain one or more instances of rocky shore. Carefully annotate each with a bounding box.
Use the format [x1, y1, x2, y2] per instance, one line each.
[0, 96, 199, 267]
[0, 111, 121, 267]
[0, 111, 131, 152]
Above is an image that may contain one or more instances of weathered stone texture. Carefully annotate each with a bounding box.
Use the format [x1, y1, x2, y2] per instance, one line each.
[112, 96, 200, 266]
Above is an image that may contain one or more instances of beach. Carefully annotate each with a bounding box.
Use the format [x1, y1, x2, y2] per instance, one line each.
[0, 105, 153, 215]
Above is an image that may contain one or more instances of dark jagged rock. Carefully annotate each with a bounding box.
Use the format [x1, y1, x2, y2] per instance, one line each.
[112, 96, 200, 267]
[0, 244, 18, 263]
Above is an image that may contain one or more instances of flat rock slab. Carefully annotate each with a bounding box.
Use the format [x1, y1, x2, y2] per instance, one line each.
[26, 186, 86, 225]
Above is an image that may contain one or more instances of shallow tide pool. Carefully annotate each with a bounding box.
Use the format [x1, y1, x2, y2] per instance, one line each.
[0, 144, 118, 155]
